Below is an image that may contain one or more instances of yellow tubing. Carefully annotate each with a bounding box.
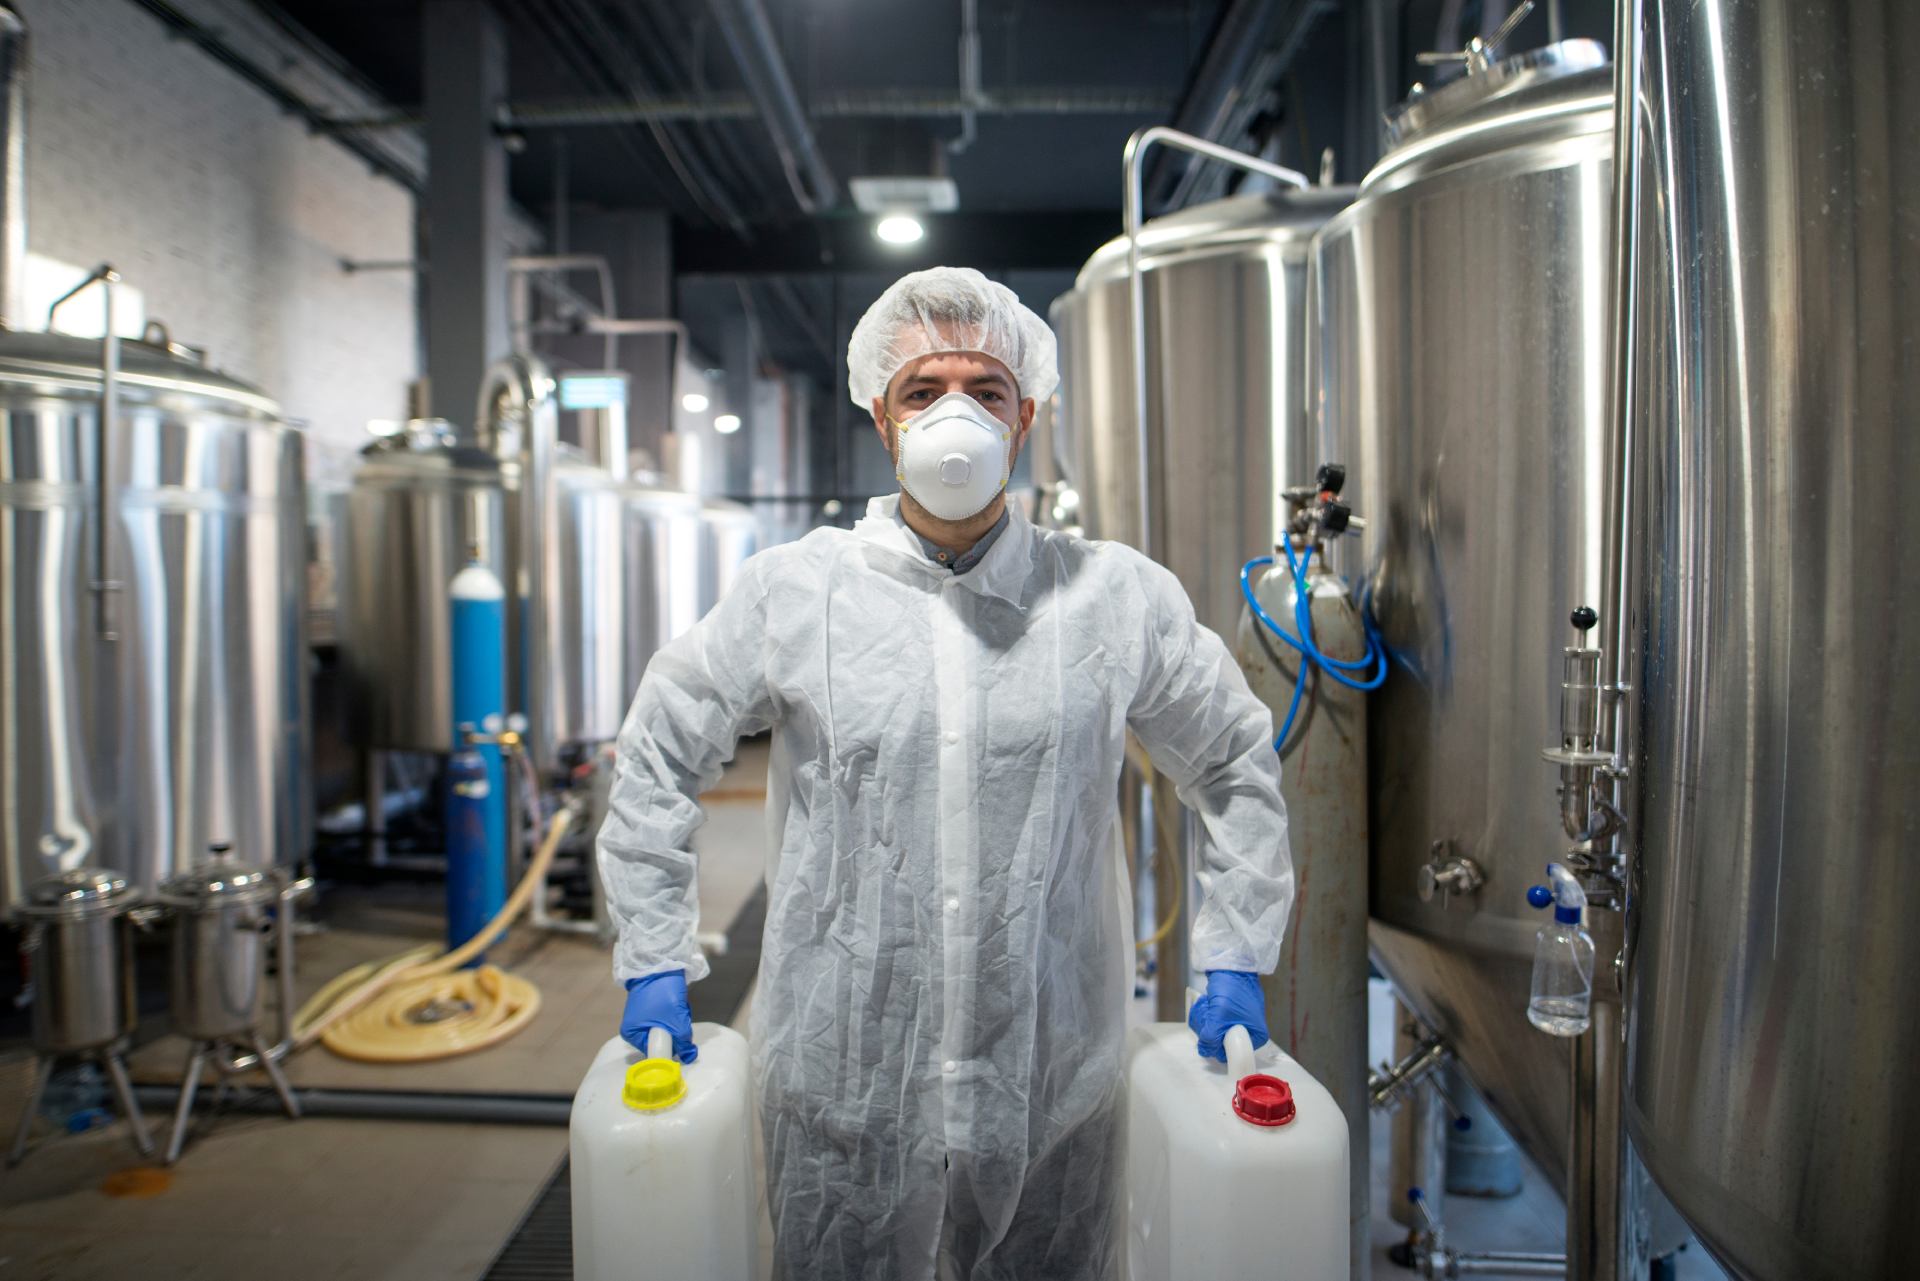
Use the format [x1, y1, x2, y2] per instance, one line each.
[292, 807, 576, 1061]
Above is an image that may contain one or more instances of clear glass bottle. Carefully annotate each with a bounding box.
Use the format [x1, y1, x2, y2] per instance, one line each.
[1526, 864, 1594, 1036]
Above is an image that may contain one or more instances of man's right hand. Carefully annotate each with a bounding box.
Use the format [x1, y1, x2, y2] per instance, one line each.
[621, 970, 698, 1063]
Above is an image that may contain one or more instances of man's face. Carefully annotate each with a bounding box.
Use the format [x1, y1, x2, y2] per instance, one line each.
[869, 351, 1036, 467]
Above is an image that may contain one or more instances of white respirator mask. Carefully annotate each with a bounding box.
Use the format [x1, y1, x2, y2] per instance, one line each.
[891, 391, 1016, 522]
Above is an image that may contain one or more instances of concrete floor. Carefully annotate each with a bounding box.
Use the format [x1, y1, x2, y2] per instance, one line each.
[0, 746, 773, 1281]
[0, 734, 1730, 1280]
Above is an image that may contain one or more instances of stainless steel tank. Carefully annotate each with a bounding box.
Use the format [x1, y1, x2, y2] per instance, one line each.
[1056, 179, 1363, 1273]
[343, 422, 514, 753]
[1624, 2, 1919, 1276]
[617, 483, 704, 700]
[1311, 41, 1615, 1181]
[546, 449, 632, 747]
[1052, 186, 1353, 631]
[698, 496, 758, 614]
[343, 424, 630, 756]
[0, 331, 310, 905]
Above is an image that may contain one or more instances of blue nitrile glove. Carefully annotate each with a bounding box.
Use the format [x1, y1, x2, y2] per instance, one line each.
[1187, 970, 1271, 1063]
[621, 970, 698, 1064]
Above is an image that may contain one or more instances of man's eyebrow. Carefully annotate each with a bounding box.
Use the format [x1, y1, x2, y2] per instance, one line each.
[898, 373, 946, 388]
[966, 371, 1014, 389]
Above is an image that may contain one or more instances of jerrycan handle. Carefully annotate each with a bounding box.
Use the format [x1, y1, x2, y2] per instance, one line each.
[1186, 985, 1260, 1079]
[646, 1027, 674, 1061]
[1224, 1025, 1257, 1080]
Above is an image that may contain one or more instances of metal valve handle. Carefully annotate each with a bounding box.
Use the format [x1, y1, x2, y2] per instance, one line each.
[1416, 0, 1535, 75]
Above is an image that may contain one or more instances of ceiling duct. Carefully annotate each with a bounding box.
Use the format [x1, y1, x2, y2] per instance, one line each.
[704, 0, 839, 215]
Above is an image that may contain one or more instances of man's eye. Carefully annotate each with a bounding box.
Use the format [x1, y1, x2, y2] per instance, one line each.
[977, 391, 1002, 404]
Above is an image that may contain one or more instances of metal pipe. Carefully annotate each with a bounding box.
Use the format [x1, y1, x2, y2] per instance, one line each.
[319, 88, 1179, 132]
[50, 265, 123, 641]
[132, 1083, 570, 1126]
[0, 5, 25, 330]
[477, 354, 560, 771]
[704, 0, 838, 213]
[1448, 1255, 1566, 1277]
[1123, 126, 1310, 559]
[1370, 1034, 1450, 1110]
[1598, 0, 1643, 768]
[948, 0, 981, 156]
[1567, 999, 1628, 1280]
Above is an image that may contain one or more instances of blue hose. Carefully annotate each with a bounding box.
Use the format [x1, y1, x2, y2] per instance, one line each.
[1241, 543, 1389, 754]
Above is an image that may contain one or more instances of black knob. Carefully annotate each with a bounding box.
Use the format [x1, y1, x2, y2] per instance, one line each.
[1570, 606, 1598, 633]
[1321, 501, 1352, 535]
[1316, 463, 1347, 497]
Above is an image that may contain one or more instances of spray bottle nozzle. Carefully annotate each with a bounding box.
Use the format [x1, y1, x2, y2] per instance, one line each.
[1527, 862, 1586, 925]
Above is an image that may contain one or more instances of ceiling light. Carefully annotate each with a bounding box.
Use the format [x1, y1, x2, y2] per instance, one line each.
[681, 392, 709, 413]
[713, 413, 742, 435]
[876, 214, 925, 245]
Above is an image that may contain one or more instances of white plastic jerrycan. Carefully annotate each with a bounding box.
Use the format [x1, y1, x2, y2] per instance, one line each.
[1125, 1022, 1350, 1280]
[571, 1023, 758, 1281]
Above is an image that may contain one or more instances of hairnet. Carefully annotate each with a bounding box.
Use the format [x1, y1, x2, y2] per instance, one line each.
[847, 266, 1059, 407]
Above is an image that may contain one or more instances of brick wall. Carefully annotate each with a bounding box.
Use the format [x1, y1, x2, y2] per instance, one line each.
[21, 0, 417, 491]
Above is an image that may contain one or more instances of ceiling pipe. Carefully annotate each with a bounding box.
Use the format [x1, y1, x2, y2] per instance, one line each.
[704, 0, 838, 214]
[319, 89, 1177, 133]
[947, 0, 981, 156]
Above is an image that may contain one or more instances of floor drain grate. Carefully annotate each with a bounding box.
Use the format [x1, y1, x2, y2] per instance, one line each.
[481, 1159, 572, 1280]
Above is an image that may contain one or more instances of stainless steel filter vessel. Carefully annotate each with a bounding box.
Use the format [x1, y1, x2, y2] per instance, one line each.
[1311, 41, 1615, 1182]
[157, 854, 278, 1043]
[0, 332, 310, 905]
[16, 868, 138, 1054]
[9, 865, 153, 1165]
[618, 483, 705, 701]
[1624, 2, 1920, 1276]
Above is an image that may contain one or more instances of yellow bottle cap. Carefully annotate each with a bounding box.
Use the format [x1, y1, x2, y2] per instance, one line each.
[623, 1057, 687, 1111]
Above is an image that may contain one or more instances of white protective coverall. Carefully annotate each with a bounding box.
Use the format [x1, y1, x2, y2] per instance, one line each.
[598, 494, 1294, 1280]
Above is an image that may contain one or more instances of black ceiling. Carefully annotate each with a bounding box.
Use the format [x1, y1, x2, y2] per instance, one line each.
[259, 0, 1244, 231]
[237, 0, 1610, 396]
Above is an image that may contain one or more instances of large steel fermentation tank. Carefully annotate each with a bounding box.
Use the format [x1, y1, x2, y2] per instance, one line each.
[698, 496, 758, 612]
[617, 482, 703, 704]
[0, 332, 310, 906]
[1054, 179, 1362, 1268]
[1052, 187, 1352, 623]
[343, 423, 515, 754]
[1623, 2, 1920, 1276]
[1312, 42, 1616, 1182]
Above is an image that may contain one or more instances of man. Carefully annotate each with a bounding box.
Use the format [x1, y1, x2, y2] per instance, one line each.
[599, 266, 1293, 1280]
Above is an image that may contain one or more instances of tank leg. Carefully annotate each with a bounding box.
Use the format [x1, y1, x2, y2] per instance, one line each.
[6, 1054, 51, 1167]
[254, 1034, 302, 1120]
[101, 1050, 154, 1158]
[166, 1044, 208, 1165]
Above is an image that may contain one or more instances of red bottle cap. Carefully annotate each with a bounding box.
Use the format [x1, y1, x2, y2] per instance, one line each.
[1233, 1073, 1297, 1127]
